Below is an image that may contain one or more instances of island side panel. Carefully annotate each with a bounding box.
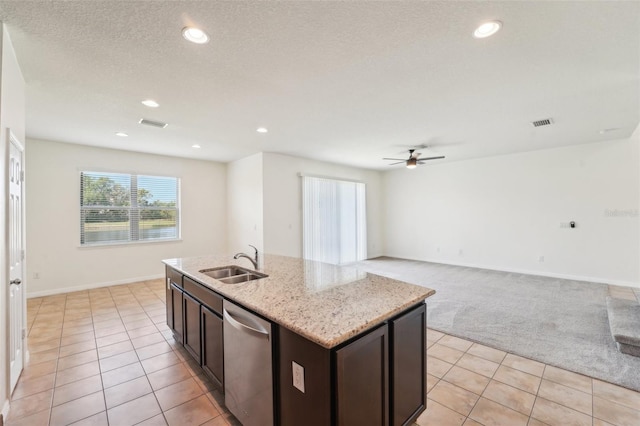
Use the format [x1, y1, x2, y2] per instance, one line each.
[278, 326, 332, 426]
[390, 303, 426, 425]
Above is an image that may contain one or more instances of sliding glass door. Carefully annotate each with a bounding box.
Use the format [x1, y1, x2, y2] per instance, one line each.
[302, 176, 366, 264]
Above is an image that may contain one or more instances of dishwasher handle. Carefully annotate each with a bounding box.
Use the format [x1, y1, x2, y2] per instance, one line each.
[223, 308, 269, 339]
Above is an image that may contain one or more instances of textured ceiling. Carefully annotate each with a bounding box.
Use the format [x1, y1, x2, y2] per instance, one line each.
[0, 1, 638, 170]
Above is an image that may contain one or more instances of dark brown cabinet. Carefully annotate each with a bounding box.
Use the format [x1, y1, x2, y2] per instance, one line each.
[201, 306, 224, 387]
[183, 292, 202, 364]
[336, 324, 389, 425]
[278, 302, 426, 426]
[390, 304, 426, 426]
[166, 267, 183, 343]
[165, 268, 224, 389]
[168, 282, 184, 344]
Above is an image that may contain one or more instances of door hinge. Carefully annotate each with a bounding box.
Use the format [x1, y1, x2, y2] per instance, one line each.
[22, 328, 26, 339]
[20, 170, 24, 182]
[21, 250, 25, 261]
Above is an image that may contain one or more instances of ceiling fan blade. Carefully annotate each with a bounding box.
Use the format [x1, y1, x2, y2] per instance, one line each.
[412, 151, 422, 159]
[383, 157, 405, 161]
[417, 156, 445, 162]
[387, 161, 405, 166]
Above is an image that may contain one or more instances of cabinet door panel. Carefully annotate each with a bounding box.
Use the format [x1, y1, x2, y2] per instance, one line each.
[166, 267, 182, 331]
[170, 283, 184, 344]
[391, 303, 426, 426]
[201, 306, 224, 388]
[183, 292, 202, 363]
[336, 324, 389, 426]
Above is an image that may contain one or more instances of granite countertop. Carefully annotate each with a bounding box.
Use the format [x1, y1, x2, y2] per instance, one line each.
[162, 254, 435, 349]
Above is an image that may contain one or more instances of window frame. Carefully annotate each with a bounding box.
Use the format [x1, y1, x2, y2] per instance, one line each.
[79, 171, 181, 247]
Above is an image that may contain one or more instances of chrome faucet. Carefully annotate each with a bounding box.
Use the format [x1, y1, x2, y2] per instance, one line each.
[234, 245, 259, 269]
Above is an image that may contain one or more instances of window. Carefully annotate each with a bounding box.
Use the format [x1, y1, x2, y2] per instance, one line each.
[302, 176, 367, 264]
[80, 171, 179, 245]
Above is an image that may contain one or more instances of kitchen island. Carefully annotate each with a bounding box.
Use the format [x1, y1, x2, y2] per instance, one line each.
[163, 254, 435, 426]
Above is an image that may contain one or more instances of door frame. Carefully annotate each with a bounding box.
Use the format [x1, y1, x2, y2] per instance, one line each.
[6, 128, 26, 393]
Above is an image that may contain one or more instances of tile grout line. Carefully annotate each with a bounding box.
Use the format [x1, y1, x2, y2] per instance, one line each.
[427, 332, 605, 426]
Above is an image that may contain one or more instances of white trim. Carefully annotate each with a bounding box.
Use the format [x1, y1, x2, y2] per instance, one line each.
[2, 399, 10, 422]
[78, 238, 183, 249]
[297, 172, 363, 184]
[388, 256, 640, 289]
[76, 165, 182, 180]
[26, 273, 164, 298]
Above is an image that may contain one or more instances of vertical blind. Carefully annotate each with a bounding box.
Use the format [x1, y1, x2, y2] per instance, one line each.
[302, 176, 367, 265]
[80, 171, 179, 245]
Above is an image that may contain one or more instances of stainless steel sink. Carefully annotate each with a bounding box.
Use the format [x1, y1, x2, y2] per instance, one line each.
[200, 266, 249, 279]
[199, 266, 268, 284]
[219, 273, 267, 284]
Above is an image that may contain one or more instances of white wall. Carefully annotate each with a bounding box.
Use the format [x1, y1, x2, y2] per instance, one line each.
[26, 139, 227, 296]
[383, 137, 640, 286]
[226, 153, 264, 255]
[262, 152, 384, 259]
[0, 23, 26, 419]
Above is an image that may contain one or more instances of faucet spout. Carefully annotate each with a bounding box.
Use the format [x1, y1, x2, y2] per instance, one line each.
[234, 245, 259, 269]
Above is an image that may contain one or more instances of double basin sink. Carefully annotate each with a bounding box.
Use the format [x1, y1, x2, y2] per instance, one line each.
[199, 265, 268, 284]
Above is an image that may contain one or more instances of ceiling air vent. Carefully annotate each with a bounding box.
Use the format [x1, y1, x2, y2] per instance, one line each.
[138, 118, 168, 129]
[531, 118, 553, 127]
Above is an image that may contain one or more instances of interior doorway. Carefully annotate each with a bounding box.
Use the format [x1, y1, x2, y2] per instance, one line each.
[8, 130, 25, 392]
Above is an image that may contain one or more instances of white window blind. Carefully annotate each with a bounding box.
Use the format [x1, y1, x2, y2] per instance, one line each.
[80, 171, 179, 245]
[302, 176, 367, 264]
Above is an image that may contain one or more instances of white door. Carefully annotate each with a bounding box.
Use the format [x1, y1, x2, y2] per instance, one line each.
[8, 130, 25, 392]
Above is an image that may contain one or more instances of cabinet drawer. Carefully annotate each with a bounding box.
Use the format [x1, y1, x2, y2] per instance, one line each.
[183, 276, 223, 315]
[166, 267, 182, 288]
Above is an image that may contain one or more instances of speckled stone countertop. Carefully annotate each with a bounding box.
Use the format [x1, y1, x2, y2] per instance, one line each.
[162, 254, 435, 349]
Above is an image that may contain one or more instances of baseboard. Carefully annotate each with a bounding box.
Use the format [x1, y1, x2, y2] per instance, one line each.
[378, 255, 640, 289]
[27, 273, 165, 298]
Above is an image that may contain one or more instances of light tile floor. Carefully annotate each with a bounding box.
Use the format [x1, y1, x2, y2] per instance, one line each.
[8, 279, 235, 426]
[6, 280, 640, 426]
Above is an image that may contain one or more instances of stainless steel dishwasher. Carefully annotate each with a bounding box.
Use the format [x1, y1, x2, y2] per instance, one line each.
[223, 300, 273, 426]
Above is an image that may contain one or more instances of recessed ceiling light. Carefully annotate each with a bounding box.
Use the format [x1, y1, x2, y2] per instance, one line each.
[115, 132, 128, 137]
[473, 21, 502, 38]
[256, 127, 268, 133]
[192, 144, 201, 149]
[141, 99, 159, 108]
[139, 118, 168, 128]
[182, 27, 209, 44]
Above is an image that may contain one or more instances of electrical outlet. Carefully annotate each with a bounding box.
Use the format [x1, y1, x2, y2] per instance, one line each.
[458, 249, 463, 255]
[436, 246, 441, 253]
[292, 361, 305, 393]
[538, 256, 545, 263]
[33, 272, 40, 279]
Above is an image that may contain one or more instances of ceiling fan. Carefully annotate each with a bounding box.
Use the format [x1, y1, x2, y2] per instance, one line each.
[383, 149, 445, 169]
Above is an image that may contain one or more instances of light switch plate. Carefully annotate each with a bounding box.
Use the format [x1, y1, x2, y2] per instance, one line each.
[292, 361, 305, 393]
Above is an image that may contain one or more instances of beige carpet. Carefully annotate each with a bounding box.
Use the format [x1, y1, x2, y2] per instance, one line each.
[355, 257, 640, 392]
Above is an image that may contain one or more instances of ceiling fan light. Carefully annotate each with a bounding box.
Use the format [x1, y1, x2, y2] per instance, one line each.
[406, 158, 417, 169]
